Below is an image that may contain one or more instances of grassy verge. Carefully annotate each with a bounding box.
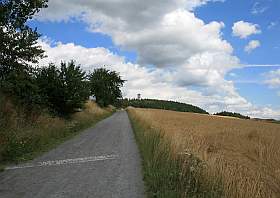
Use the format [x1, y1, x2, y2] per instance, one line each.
[127, 108, 223, 198]
[0, 101, 114, 166]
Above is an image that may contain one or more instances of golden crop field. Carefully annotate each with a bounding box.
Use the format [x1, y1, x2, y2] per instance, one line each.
[128, 108, 280, 198]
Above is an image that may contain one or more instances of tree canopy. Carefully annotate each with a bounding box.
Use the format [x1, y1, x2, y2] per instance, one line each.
[89, 68, 125, 107]
[36, 61, 90, 115]
[0, 0, 48, 107]
[214, 111, 250, 119]
[0, 0, 48, 76]
[0, 1, 124, 116]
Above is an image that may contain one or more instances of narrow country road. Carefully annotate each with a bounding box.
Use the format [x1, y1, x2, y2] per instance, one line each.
[0, 111, 145, 198]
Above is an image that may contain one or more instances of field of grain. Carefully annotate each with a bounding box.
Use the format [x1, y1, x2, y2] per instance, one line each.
[128, 108, 280, 198]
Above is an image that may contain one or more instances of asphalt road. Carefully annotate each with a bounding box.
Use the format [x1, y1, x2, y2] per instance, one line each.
[0, 111, 145, 198]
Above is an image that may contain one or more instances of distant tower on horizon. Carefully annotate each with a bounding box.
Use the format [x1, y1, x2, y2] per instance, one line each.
[137, 93, 141, 100]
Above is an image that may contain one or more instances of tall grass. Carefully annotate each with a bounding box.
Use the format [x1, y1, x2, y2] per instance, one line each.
[128, 107, 280, 198]
[0, 100, 113, 164]
[128, 108, 223, 198]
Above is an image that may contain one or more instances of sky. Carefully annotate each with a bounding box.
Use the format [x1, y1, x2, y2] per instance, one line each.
[28, 0, 280, 119]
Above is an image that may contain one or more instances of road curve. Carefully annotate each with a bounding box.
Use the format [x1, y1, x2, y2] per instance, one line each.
[0, 111, 145, 198]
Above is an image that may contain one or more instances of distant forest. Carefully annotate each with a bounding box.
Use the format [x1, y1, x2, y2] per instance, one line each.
[214, 111, 250, 119]
[118, 99, 209, 114]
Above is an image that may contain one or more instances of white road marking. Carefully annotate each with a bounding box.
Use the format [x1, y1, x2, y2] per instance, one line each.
[5, 154, 118, 170]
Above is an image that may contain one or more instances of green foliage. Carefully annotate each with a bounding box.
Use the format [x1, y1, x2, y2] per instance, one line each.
[0, 92, 8, 129]
[1, 68, 43, 109]
[214, 111, 250, 119]
[0, 0, 121, 166]
[0, 0, 47, 70]
[36, 61, 90, 115]
[89, 68, 125, 107]
[120, 99, 208, 114]
[0, 0, 47, 108]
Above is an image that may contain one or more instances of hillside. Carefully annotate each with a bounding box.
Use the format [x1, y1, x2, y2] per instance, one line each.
[119, 98, 208, 114]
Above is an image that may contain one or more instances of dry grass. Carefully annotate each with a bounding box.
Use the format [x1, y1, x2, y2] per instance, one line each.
[0, 100, 113, 163]
[128, 107, 280, 198]
[72, 101, 113, 124]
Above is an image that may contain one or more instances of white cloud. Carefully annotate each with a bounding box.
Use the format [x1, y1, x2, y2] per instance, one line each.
[184, 0, 226, 11]
[268, 21, 278, 29]
[35, 0, 219, 28]
[265, 78, 280, 88]
[36, 0, 225, 22]
[246, 107, 280, 120]
[105, 10, 233, 68]
[38, 2, 233, 68]
[34, 0, 280, 119]
[264, 69, 280, 88]
[244, 40, 261, 53]
[38, 40, 280, 119]
[38, 39, 215, 106]
[277, 91, 280, 97]
[37, 0, 238, 85]
[251, 2, 269, 15]
[232, 21, 261, 39]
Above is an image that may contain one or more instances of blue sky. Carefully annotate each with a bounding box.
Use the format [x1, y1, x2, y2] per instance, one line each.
[196, 0, 280, 64]
[29, 0, 280, 119]
[195, 0, 280, 108]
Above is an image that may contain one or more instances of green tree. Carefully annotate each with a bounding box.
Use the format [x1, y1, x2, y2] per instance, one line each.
[0, 0, 48, 106]
[214, 111, 250, 119]
[36, 61, 90, 115]
[89, 68, 125, 107]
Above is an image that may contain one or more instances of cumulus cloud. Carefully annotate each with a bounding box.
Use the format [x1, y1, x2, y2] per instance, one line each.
[244, 40, 261, 53]
[107, 10, 233, 68]
[36, 0, 225, 22]
[38, 40, 215, 106]
[36, 0, 239, 85]
[38, 40, 280, 119]
[34, 0, 280, 119]
[264, 69, 280, 89]
[37, 1, 233, 69]
[232, 21, 261, 39]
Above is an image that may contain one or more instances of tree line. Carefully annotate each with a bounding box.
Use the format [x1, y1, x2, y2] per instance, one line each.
[214, 111, 250, 119]
[118, 99, 209, 114]
[0, 0, 124, 117]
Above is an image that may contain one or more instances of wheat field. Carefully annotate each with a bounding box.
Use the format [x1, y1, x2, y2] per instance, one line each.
[128, 108, 280, 198]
